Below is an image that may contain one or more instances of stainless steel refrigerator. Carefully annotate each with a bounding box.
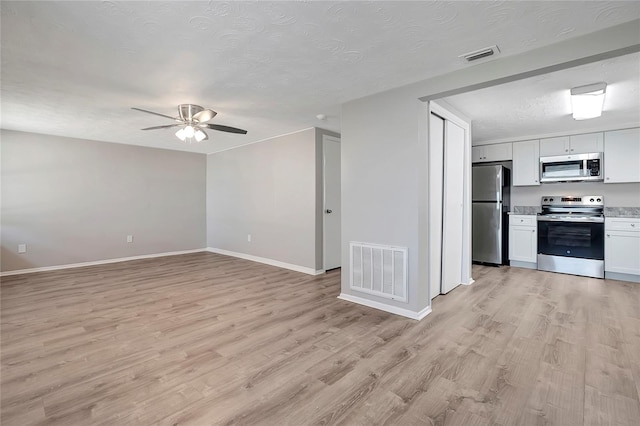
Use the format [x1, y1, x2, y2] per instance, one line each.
[472, 165, 510, 265]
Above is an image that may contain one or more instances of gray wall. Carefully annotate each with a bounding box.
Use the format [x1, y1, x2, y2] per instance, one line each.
[340, 20, 639, 316]
[206, 128, 338, 271]
[342, 90, 427, 312]
[1, 130, 206, 272]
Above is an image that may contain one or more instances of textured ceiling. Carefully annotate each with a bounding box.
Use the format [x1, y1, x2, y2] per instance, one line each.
[2, 1, 640, 154]
[444, 52, 640, 144]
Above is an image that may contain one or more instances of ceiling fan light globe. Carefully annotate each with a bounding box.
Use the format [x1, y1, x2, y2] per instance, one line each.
[195, 129, 207, 142]
[175, 128, 186, 141]
[184, 125, 195, 138]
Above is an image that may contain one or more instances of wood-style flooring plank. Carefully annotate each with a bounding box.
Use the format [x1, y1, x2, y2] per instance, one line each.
[2, 253, 640, 425]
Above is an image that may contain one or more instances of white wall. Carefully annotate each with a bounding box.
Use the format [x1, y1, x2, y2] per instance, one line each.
[340, 20, 639, 317]
[206, 128, 339, 271]
[1, 130, 206, 272]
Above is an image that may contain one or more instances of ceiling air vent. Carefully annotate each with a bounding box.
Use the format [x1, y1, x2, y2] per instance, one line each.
[460, 45, 501, 63]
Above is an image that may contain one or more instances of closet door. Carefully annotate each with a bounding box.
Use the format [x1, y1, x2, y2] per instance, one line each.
[441, 120, 465, 294]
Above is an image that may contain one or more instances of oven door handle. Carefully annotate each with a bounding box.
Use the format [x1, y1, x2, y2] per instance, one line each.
[537, 216, 604, 223]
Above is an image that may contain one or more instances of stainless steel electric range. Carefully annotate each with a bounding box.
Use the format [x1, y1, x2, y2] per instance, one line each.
[537, 195, 604, 278]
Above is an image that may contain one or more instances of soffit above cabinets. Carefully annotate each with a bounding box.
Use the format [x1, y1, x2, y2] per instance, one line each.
[2, 1, 640, 153]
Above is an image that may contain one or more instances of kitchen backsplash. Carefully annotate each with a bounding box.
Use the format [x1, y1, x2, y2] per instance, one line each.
[511, 206, 541, 215]
[510, 181, 640, 208]
[604, 207, 640, 218]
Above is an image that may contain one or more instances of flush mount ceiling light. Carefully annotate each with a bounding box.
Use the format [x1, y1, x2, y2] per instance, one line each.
[132, 104, 248, 143]
[570, 82, 606, 120]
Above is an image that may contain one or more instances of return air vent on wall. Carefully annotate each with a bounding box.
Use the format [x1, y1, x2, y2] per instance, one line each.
[350, 242, 407, 302]
[460, 45, 501, 62]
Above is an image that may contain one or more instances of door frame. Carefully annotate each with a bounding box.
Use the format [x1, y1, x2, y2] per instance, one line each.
[428, 112, 445, 300]
[322, 135, 341, 271]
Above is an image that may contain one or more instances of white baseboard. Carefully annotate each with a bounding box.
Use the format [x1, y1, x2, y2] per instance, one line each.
[463, 278, 475, 286]
[509, 260, 537, 270]
[206, 247, 324, 276]
[605, 271, 640, 283]
[0, 248, 207, 277]
[338, 293, 432, 321]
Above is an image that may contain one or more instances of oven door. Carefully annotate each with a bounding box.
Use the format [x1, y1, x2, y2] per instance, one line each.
[537, 218, 604, 260]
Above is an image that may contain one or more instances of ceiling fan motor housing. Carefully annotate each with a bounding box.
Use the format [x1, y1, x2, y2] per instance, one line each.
[178, 104, 204, 122]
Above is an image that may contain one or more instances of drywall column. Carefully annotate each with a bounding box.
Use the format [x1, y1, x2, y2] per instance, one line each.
[340, 88, 430, 317]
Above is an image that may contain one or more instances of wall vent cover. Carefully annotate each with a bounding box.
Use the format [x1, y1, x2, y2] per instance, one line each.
[460, 45, 501, 62]
[349, 242, 408, 302]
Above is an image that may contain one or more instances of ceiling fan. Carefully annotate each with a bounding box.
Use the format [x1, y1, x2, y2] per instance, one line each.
[132, 104, 247, 142]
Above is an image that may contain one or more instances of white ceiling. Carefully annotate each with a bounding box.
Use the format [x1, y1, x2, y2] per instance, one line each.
[2, 1, 640, 154]
[444, 52, 640, 144]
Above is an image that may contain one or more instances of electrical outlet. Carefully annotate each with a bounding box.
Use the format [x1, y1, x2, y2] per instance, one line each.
[247, 234, 252, 242]
[127, 235, 133, 243]
[18, 243, 27, 253]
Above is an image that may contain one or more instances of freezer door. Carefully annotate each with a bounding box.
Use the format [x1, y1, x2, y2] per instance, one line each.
[472, 165, 503, 202]
[472, 202, 503, 264]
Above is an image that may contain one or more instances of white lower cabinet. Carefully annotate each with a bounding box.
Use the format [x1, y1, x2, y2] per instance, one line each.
[509, 215, 537, 263]
[605, 218, 640, 276]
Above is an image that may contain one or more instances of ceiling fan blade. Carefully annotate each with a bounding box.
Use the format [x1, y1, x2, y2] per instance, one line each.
[132, 107, 178, 121]
[202, 123, 248, 134]
[141, 124, 181, 130]
[193, 109, 217, 123]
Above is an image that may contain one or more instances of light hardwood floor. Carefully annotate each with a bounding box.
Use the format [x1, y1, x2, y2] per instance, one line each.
[2, 252, 640, 425]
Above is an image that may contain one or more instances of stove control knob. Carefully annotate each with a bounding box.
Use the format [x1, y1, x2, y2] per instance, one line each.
[549, 198, 554, 202]
[590, 198, 595, 202]
[543, 198, 548, 202]
[597, 198, 601, 202]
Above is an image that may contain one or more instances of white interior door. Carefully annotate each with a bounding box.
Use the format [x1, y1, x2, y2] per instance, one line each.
[429, 113, 445, 300]
[441, 121, 465, 294]
[323, 136, 341, 270]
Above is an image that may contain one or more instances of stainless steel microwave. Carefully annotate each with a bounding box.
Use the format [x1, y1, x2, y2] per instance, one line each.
[539, 152, 603, 183]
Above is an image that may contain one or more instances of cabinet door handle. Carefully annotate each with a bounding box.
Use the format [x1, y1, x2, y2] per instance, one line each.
[532, 230, 535, 233]
[607, 234, 610, 237]
[565, 149, 569, 152]
[632, 224, 636, 227]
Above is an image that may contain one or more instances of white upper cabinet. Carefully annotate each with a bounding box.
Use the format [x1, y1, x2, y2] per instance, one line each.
[512, 140, 540, 186]
[540, 136, 570, 156]
[539, 133, 603, 156]
[604, 128, 640, 183]
[570, 132, 604, 154]
[472, 143, 512, 163]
